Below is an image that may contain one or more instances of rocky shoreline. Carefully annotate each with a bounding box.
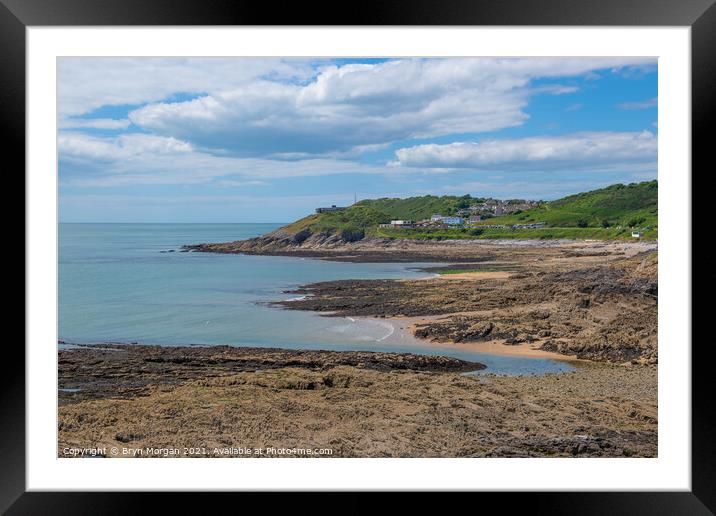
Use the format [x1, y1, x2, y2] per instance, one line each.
[59, 238, 658, 458]
[58, 343, 485, 405]
[183, 230, 657, 263]
[58, 343, 656, 458]
[274, 246, 658, 365]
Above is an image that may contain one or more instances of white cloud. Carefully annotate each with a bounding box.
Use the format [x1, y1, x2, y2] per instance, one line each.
[58, 129, 658, 188]
[59, 132, 193, 161]
[617, 97, 658, 110]
[59, 118, 131, 130]
[393, 131, 657, 171]
[58, 57, 318, 118]
[125, 57, 656, 156]
[58, 58, 658, 192]
[58, 132, 412, 187]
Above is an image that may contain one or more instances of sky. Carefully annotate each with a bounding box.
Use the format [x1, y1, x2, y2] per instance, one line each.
[58, 57, 657, 223]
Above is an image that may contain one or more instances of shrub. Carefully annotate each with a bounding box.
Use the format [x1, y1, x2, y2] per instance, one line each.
[339, 228, 365, 242]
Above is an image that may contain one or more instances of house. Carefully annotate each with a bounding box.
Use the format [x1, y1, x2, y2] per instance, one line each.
[391, 220, 414, 226]
[430, 214, 444, 221]
[503, 203, 532, 213]
[442, 217, 464, 226]
[468, 215, 482, 223]
[493, 206, 504, 216]
[315, 205, 346, 214]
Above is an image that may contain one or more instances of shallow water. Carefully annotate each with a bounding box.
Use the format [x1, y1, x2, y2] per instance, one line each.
[59, 223, 574, 375]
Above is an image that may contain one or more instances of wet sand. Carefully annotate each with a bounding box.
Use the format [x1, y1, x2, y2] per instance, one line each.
[352, 315, 581, 362]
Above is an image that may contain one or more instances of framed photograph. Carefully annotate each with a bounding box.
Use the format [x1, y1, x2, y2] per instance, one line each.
[7, 0, 713, 511]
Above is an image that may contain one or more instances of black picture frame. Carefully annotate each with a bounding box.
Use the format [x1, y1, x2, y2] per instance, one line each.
[4, 0, 713, 512]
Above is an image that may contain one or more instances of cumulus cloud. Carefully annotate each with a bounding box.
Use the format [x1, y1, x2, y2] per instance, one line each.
[125, 57, 656, 156]
[58, 131, 406, 187]
[60, 132, 193, 162]
[393, 131, 657, 171]
[58, 57, 658, 200]
[58, 57, 318, 118]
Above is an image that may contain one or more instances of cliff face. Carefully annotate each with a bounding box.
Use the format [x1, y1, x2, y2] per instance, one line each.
[184, 228, 376, 254]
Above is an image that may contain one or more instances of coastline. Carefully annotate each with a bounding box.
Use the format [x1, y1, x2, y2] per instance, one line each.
[351, 315, 581, 362]
[58, 342, 656, 458]
[184, 234, 658, 264]
[59, 237, 658, 458]
[275, 241, 657, 365]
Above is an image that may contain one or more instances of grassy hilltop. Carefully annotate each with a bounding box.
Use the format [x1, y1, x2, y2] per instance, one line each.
[281, 181, 657, 241]
[472, 181, 657, 229]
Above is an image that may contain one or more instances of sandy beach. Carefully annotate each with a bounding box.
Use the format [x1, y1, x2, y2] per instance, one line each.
[352, 314, 579, 362]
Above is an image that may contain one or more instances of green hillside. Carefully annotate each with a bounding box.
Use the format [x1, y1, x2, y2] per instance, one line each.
[279, 181, 657, 241]
[353, 194, 483, 221]
[281, 195, 484, 238]
[475, 181, 657, 229]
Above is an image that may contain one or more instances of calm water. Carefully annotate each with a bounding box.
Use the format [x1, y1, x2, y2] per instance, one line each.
[59, 223, 574, 375]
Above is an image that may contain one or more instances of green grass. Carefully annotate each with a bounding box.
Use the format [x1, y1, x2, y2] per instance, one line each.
[276, 180, 658, 242]
[352, 194, 484, 221]
[368, 227, 488, 240]
[474, 181, 657, 229]
[370, 226, 657, 241]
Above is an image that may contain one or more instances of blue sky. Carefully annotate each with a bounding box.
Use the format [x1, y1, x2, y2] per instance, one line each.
[58, 57, 657, 222]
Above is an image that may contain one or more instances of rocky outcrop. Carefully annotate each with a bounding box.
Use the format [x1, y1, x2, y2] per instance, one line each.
[183, 229, 367, 254]
[278, 251, 658, 364]
[58, 343, 485, 405]
[183, 229, 658, 263]
[58, 357, 657, 458]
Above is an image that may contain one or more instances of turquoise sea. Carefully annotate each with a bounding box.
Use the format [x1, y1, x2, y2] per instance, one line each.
[59, 223, 574, 375]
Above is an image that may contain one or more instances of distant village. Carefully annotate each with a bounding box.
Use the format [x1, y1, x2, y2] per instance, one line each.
[316, 199, 548, 230]
[314, 198, 648, 237]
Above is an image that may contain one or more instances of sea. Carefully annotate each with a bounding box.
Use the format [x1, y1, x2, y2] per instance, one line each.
[59, 223, 574, 375]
